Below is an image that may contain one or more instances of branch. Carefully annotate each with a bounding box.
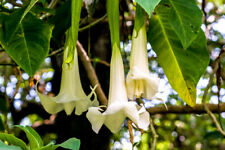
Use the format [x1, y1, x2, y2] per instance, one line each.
[150, 116, 158, 150]
[204, 104, 225, 136]
[79, 14, 107, 32]
[48, 47, 64, 57]
[147, 103, 225, 115]
[0, 63, 16, 66]
[76, 41, 108, 106]
[202, 49, 225, 136]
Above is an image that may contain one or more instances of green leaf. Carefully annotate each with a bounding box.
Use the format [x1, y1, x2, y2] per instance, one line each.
[0, 133, 28, 150]
[0, 140, 23, 150]
[21, 0, 39, 23]
[37, 138, 80, 150]
[5, 0, 39, 42]
[37, 144, 57, 150]
[135, 0, 161, 16]
[0, 11, 53, 76]
[168, 0, 202, 48]
[16, 125, 43, 149]
[148, 4, 209, 106]
[58, 138, 80, 150]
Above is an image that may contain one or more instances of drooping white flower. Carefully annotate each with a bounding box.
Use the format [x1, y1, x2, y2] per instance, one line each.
[126, 24, 160, 100]
[37, 43, 99, 116]
[86, 44, 150, 133]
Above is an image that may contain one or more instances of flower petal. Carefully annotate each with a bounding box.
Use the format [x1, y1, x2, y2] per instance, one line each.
[136, 104, 150, 130]
[86, 107, 105, 133]
[37, 47, 99, 115]
[126, 67, 159, 100]
[75, 98, 92, 115]
[37, 92, 64, 114]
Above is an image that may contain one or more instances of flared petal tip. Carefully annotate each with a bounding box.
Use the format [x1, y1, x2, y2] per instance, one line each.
[126, 68, 160, 100]
[37, 92, 64, 115]
[138, 110, 150, 130]
[123, 102, 150, 130]
[86, 107, 105, 134]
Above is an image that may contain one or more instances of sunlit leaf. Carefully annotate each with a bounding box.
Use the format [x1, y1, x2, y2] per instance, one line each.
[148, 4, 209, 106]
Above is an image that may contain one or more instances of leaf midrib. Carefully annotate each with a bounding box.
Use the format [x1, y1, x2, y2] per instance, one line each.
[168, 0, 186, 40]
[156, 14, 191, 98]
[20, 23, 32, 74]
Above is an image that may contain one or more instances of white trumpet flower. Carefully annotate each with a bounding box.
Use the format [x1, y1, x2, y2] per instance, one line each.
[126, 24, 160, 100]
[37, 45, 99, 115]
[86, 44, 150, 133]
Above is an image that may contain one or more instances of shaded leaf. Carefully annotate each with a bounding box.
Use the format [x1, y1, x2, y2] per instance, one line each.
[58, 138, 80, 150]
[37, 138, 80, 150]
[36, 142, 57, 150]
[5, 0, 39, 42]
[148, 4, 209, 106]
[0, 140, 23, 150]
[0, 133, 28, 150]
[16, 125, 43, 149]
[0, 11, 53, 76]
[168, 0, 202, 48]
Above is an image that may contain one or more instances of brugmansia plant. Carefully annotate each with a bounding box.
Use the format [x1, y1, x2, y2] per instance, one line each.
[0, 125, 80, 150]
[0, 0, 215, 148]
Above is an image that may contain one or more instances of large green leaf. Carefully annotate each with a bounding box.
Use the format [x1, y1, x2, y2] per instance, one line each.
[135, 0, 161, 16]
[0, 133, 28, 150]
[148, 4, 209, 106]
[168, 0, 202, 48]
[0, 140, 23, 150]
[0, 10, 53, 76]
[5, 0, 39, 42]
[16, 125, 43, 149]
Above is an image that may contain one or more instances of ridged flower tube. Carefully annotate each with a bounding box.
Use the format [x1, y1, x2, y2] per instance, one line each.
[37, 39, 99, 115]
[126, 5, 159, 100]
[86, 44, 150, 133]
